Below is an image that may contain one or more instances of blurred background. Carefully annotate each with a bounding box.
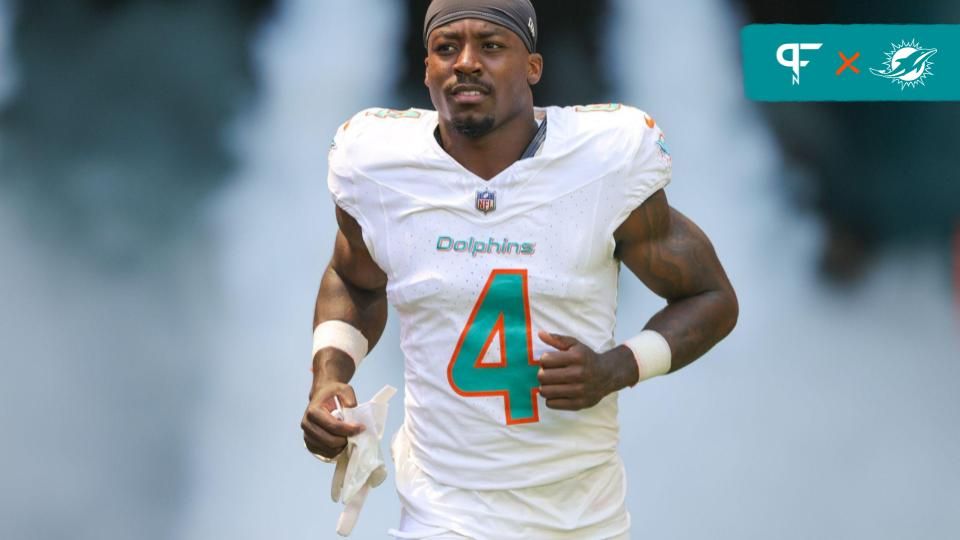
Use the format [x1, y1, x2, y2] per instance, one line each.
[0, 0, 957, 539]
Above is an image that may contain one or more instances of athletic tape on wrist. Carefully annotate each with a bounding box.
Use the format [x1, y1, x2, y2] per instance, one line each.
[312, 320, 368, 367]
[623, 330, 672, 385]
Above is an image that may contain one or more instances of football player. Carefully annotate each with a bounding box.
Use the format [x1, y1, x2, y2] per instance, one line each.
[302, 1, 738, 537]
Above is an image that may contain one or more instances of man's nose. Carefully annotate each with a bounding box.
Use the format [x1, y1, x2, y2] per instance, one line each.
[453, 43, 482, 74]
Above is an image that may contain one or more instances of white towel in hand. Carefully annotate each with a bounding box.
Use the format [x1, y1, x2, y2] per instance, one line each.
[328, 385, 396, 537]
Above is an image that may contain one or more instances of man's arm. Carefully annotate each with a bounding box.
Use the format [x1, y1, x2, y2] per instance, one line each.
[612, 188, 738, 373]
[537, 189, 738, 410]
[311, 206, 389, 385]
[302, 205, 388, 458]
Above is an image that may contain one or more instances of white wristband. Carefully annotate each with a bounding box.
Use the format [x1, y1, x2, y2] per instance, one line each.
[623, 330, 672, 385]
[312, 320, 369, 367]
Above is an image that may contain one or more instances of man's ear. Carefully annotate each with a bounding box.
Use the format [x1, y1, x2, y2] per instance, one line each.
[527, 53, 544, 85]
[424, 56, 430, 87]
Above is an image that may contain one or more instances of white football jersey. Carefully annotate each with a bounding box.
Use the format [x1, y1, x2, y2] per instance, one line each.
[327, 104, 671, 492]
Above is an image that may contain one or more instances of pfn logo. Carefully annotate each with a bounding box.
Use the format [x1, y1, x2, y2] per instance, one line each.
[777, 43, 823, 85]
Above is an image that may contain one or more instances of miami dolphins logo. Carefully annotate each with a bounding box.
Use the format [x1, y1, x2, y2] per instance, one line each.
[655, 133, 671, 165]
[870, 39, 937, 89]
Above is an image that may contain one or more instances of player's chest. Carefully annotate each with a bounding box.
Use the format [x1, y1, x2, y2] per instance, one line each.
[380, 180, 612, 311]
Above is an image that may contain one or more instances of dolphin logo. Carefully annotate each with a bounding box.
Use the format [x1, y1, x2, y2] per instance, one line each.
[870, 40, 937, 89]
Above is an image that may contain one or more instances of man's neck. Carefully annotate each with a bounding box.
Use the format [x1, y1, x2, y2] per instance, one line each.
[437, 111, 540, 181]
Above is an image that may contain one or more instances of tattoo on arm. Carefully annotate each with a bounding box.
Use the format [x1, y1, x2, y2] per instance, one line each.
[615, 190, 738, 372]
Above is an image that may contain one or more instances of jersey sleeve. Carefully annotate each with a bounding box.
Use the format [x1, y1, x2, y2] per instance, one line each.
[326, 111, 386, 267]
[603, 109, 673, 238]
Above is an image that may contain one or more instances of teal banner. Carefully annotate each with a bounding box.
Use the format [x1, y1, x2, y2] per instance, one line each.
[742, 24, 960, 101]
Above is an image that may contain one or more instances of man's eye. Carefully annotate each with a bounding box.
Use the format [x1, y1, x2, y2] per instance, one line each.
[435, 44, 456, 54]
[484, 42, 504, 50]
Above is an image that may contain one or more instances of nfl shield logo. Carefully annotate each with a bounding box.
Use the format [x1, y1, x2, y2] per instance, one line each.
[476, 190, 496, 214]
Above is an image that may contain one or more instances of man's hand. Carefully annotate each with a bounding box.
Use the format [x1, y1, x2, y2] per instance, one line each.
[301, 380, 365, 459]
[537, 330, 639, 411]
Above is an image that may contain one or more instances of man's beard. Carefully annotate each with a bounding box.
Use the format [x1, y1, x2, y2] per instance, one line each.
[453, 114, 495, 139]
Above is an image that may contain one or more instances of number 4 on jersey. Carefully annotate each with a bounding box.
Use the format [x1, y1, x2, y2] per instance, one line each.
[447, 269, 541, 425]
